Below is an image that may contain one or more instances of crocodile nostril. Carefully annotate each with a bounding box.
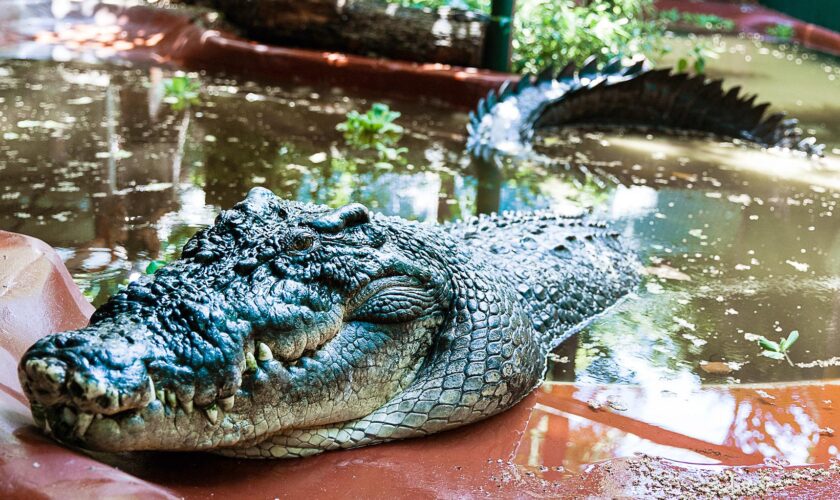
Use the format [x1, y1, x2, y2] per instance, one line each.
[22, 358, 69, 404]
[68, 379, 85, 399]
[25, 358, 67, 384]
[21, 348, 156, 415]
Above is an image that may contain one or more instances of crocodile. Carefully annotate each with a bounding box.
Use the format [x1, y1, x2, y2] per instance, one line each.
[19, 188, 639, 457]
[18, 57, 822, 457]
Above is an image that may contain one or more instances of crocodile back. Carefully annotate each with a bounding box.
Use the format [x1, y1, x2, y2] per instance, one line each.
[445, 210, 641, 350]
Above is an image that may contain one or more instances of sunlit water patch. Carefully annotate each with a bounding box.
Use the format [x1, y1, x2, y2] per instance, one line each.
[1, 35, 839, 393]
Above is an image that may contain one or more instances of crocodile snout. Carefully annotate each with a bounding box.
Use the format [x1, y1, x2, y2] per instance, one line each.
[20, 349, 153, 416]
[19, 356, 69, 406]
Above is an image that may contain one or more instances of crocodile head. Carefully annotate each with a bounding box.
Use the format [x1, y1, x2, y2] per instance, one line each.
[18, 188, 451, 452]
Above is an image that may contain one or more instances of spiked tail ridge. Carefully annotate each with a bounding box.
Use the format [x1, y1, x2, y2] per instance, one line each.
[466, 55, 824, 160]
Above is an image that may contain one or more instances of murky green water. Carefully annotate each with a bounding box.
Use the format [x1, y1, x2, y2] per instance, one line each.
[1, 35, 839, 387]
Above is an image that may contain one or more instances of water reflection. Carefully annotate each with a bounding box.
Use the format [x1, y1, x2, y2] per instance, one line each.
[515, 381, 840, 472]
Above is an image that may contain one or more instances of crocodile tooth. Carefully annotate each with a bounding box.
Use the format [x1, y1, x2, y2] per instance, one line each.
[104, 387, 119, 411]
[204, 405, 219, 425]
[147, 377, 156, 401]
[180, 398, 194, 414]
[219, 395, 235, 411]
[257, 342, 273, 361]
[43, 419, 52, 433]
[166, 390, 177, 410]
[74, 412, 93, 438]
[61, 407, 77, 426]
[156, 389, 165, 403]
[94, 413, 103, 420]
[245, 352, 257, 371]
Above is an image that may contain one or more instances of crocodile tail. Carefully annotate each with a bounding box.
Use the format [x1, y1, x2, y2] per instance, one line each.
[466, 55, 824, 160]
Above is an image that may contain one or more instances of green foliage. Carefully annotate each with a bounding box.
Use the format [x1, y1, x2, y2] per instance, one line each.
[756, 330, 799, 364]
[766, 23, 795, 41]
[659, 8, 681, 24]
[373, 142, 408, 166]
[674, 41, 717, 75]
[384, 0, 664, 75]
[684, 13, 735, 31]
[337, 103, 407, 164]
[383, 1, 743, 76]
[164, 74, 201, 111]
[511, 0, 663, 74]
[661, 9, 735, 31]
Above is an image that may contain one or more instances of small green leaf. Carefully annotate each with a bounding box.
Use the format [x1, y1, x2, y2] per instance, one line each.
[677, 58, 688, 73]
[780, 330, 799, 351]
[757, 336, 781, 352]
[145, 260, 167, 275]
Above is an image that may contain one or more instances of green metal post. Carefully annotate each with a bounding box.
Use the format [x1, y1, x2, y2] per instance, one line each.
[482, 0, 515, 72]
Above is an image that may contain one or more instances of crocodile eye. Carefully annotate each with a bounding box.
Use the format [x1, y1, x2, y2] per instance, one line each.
[288, 230, 316, 253]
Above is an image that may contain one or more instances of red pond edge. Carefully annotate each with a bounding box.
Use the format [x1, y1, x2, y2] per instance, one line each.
[655, 0, 840, 58]
[100, 5, 511, 109]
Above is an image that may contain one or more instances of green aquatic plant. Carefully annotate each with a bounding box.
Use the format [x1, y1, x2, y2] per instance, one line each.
[674, 41, 717, 75]
[337, 103, 404, 149]
[164, 74, 201, 111]
[337, 103, 407, 165]
[766, 23, 795, 42]
[756, 330, 799, 365]
[373, 142, 408, 166]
